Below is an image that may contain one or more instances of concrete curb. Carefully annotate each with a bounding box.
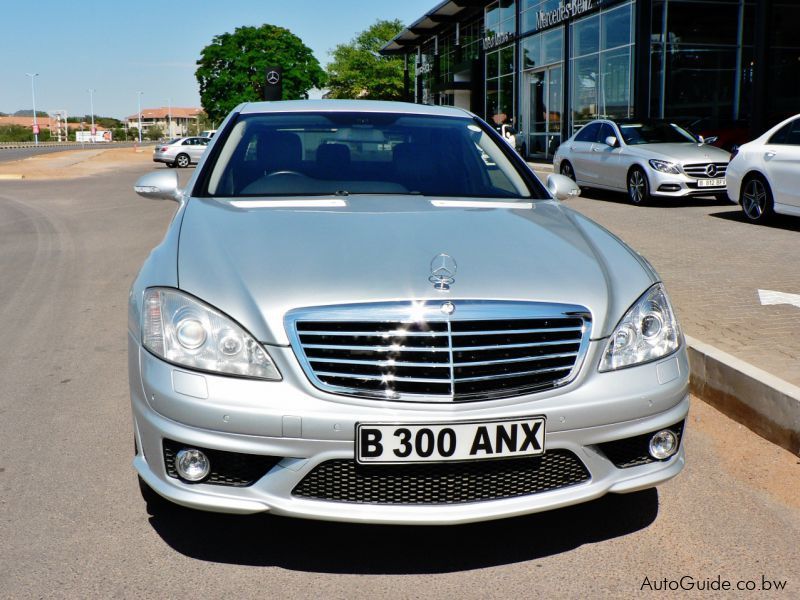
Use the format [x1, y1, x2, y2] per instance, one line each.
[686, 335, 800, 456]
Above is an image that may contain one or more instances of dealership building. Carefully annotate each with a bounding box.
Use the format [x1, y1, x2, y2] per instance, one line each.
[381, 0, 800, 158]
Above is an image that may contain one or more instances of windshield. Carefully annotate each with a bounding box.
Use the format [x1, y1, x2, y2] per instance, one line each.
[201, 112, 533, 199]
[618, 122, 698, 145]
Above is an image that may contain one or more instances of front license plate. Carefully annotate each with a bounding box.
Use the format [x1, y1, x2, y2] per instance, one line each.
[698, 178, 726, 187]
[356, 417, 545, 464]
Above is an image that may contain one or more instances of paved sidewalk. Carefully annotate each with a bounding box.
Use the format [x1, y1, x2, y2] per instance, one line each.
[530, 164, 800, 389]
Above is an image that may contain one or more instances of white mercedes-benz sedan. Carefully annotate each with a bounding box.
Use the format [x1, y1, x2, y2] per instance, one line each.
[553, 119, 731, 205]
[129, 100, 689, 524]
[726, 113, 800, 223]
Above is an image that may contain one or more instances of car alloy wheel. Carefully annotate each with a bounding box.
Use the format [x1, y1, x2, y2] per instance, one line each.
[741, 177, 773, 223]
[176, 154, 190, 168]
[627, 168, 649, 205]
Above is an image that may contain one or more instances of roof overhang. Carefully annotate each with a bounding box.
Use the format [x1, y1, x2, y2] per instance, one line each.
[380, 0, 489, 56]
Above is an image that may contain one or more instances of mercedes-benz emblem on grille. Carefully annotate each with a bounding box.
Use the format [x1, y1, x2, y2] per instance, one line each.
[440, 301, 455, 315]
[706, 164, 717, 177]
[429, 254, 457, 291]
[267, 70, 281, 85]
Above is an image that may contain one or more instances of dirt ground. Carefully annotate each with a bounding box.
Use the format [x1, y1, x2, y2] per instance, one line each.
[0, 146, 153, 180]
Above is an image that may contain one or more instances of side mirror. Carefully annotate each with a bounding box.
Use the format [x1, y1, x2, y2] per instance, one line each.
[134, 170, 182, 202]
[547, 173, 581, 201]
[703, 135, 718, 145]
[605, 136, 618, 147]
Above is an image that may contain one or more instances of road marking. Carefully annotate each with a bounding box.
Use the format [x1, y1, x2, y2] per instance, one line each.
[758, 289, 800, 309]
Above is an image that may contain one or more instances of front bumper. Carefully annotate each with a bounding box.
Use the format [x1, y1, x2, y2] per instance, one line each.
[130, 334, 690, 524]
[648, 169, 726, 198]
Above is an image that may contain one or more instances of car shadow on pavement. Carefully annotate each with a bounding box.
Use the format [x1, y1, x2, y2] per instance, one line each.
[575, 188, 727, 209]
[146, 488, 659, 573]
[709, 209, 800, 232]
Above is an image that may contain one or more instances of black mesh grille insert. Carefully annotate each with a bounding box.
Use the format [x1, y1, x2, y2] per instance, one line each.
[163, 439, 280, 487]
[597, 421, 685, 469]
[292, 450, 590, 504]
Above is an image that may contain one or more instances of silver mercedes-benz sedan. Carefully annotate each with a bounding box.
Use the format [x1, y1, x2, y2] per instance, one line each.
[553, 119, 731, 204]
[129, 100, 689, 524]
[152, 136, 209, 168]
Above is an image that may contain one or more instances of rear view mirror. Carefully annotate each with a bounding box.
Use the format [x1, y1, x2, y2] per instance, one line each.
[703, 136, 718, 145]
[134, 170, 182, 202]
[547, 174, 581, 201]
[605, 136, 618, 147]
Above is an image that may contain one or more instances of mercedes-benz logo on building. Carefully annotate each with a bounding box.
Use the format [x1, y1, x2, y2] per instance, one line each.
[429, 253, 457, 291]
[267, 70, 281, 85]
[706, 164, 717, 177]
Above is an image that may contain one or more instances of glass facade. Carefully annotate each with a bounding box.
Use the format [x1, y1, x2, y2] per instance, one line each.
[649, 0, 754, 128]
[570, 1, 635, 130]
[485, 1, 517, 126]
[397, 0, 790, 158]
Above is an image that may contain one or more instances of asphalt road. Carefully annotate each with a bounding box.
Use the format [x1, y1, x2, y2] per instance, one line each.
[0, 164, 798, 598]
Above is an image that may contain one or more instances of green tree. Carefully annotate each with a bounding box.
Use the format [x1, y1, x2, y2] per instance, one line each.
[326, 19, 406, 101]
[195, 24, 326, 122]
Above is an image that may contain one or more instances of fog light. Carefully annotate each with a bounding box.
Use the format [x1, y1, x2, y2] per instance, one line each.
[175, 448, 210, 481]
[649, 430, 678, 460]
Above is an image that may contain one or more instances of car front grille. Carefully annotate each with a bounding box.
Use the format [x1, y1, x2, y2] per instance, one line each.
[292, 450, 590, 504]
[286, 301, 591, 402]
[682, 162, 728, 179]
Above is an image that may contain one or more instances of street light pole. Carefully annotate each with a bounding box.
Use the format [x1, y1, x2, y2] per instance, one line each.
[137, 91, 143, 144]
[26, 73, 39, 145]
[88, 88, 95, 143]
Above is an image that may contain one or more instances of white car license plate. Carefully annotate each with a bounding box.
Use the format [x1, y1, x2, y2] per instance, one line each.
[698, 178, 726, 187]
[356, 417, 546, 464]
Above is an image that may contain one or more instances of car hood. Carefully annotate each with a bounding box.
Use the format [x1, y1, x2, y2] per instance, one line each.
[627, 143, 730, 163]
[177, 196, 657, 345]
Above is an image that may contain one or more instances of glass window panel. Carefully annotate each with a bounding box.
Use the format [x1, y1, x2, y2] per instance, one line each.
[574, 122, 601, 142]
[499, 75, 515, 124]
[542, 28, 563, 64]
[666, 1, 739, 46]
[500, 46, 515, 76]
[572, 55, 599, 125]
[487, 50, 500, 79]
[600, 47, 631, 119]
[602, 4, 631, 50]
[767, 48, 800, 123]
[548, 66, 563, 134]
[486, 85, 500, 123]
[572, 14, 599, 57]
[500, 0, 516, 23]
[663, 46, 736, 119]
[769, 3, 800, 48]
[521, 35, 541, 71]
[486, 2, 500, 35]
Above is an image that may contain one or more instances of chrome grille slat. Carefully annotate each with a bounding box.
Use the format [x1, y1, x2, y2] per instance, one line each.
[287, 301, 591, 402]
[682, 162, 728, 178]
[314, 371, 451, 383]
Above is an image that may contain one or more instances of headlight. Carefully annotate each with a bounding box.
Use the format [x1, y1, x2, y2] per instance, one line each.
[648, 159, 681, 174]
[142, 288, 281, 380]
[599, 284, 681, 372]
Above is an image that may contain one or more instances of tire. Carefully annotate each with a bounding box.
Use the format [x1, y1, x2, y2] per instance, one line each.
[560, 161, 576, 181]
[740, 176, 774, 223]
[175, 153, 190, 168]
[167, 162, 176, 169]
[627, 167, 650, 205]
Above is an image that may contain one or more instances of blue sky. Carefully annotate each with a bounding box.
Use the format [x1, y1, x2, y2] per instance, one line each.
[0, 0, 435, 120]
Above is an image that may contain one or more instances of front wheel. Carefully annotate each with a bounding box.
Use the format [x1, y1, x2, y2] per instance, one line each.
[741, 177, 774, 223]
[560, 161, 576, 181]
[175, 153, 190, 168]
[627, 167, 650, 205]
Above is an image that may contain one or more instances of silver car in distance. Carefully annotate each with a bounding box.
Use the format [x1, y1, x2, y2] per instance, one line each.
[129, 100, 689, 524]
[553, 119, 731, 204]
